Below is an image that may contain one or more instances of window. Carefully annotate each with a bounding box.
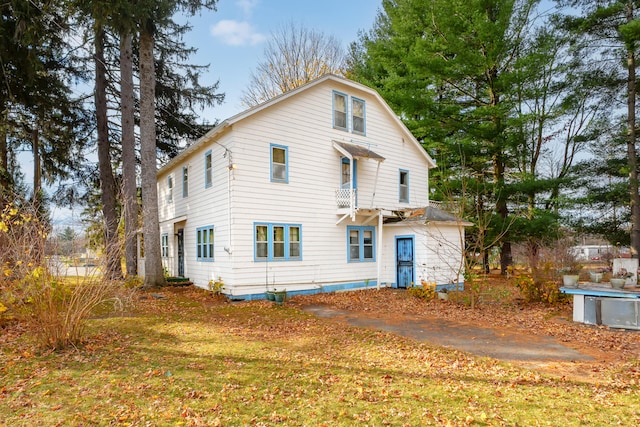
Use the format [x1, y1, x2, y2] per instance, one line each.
[270, 144, 288, 183]
[196, 225, 214, 261]
[347, 226, 375, 262]
[161, 234, 169, 258]
[341, 157, 357, 188]
[333, 91, 348, 130]
[204, 150, 212, 188]
[167, 175, 173, 203]
[182, 166, 189, 197]
[254, 223, 302, 261]
[399, 170, 409, 203]
[352, 97, 365, 135]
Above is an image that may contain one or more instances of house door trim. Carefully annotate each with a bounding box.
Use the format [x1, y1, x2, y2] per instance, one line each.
[395, 235, 414, 289]
[177, 228, 185, 277]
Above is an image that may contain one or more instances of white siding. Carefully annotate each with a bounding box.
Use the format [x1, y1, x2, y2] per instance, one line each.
[152, 76, 464, 297]
[382, 223, 466, 287]
[157, 131, 236, 286]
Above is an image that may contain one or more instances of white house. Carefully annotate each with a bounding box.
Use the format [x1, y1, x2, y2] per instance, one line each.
[148, 74, 469, 299]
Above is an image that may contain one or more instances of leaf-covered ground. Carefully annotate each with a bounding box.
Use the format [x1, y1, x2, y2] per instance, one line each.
[1, 282, 639, 426]
[291, 285, 640, 383]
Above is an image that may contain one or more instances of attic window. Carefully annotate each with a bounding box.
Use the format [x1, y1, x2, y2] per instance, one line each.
[333, 91, 347, 130]
[352, 97, 365, 135]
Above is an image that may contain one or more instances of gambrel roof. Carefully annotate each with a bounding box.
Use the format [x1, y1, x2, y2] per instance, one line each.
[158, 74, 436, 175]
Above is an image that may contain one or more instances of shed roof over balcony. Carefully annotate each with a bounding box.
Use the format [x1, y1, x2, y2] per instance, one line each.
[332, 141, 385, 161]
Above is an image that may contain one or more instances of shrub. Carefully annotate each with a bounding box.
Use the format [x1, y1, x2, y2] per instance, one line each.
[1, 198, 121, 350]
[408, 280, 436, 300]
[27, 275, 121, 349]
[513, 273, 564, 304]
[208, 276, 225, 294]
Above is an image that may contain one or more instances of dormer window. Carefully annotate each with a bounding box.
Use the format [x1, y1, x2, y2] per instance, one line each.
[333, 91, 348, 130]
[352, 97, 365, 135]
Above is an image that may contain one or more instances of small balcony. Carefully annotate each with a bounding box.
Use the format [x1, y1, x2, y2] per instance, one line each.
[336, 188, 356, 209]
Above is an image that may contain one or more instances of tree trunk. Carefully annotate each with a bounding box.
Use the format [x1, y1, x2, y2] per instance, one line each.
[32, 126, 41, 197]
[0, 108, 9, 202]
[482, 250, 490, 274]
[626, 4, 640, 258]
[95, 26, 122, 280]
[120, 32, 138, 278]
[495, 155, 512, 273]
[139, 23, 166, 288]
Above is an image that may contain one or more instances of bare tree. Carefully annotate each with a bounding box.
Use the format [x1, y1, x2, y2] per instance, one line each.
[241, 22, 347, 107]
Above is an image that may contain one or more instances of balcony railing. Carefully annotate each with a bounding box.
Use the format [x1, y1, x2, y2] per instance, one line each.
[336, 188, 356, 208]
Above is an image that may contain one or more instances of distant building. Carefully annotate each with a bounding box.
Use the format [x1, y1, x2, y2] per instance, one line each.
[570, 244, 614, 261]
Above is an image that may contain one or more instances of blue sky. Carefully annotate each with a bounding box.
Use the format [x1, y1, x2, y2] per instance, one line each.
[181, 0, 381, 122]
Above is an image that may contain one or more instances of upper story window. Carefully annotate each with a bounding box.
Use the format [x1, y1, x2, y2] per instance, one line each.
[352, 97, 366, 135]
[347, 226, 375, 262]
[204, 150, 212, 188]
[254, 223, 302, 261]
[196, 225, 214, 261]
[333, 91, 348, 131]
[182, 166, 189, 198]
[399, 169, 409, 203]
[167, 175, 173, 203]
[270, 144, 288, 183]
[161, 234, 169, 258]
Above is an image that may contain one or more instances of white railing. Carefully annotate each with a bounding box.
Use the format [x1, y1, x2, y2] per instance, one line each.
[335, 188, 356, 208]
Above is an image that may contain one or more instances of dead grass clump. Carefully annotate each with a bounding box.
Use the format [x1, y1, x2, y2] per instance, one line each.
[0, 198, 122, 350]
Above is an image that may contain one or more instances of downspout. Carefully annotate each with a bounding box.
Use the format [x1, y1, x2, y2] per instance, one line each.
[227, 165, 232, 253]
[225, 149, 235, 255]
[370, 161, 381, 209]
[350, 158, 355, 221]
[377, 210, 383, 290]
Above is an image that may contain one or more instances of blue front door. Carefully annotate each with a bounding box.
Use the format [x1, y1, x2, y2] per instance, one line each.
[396, 237, 414, 288]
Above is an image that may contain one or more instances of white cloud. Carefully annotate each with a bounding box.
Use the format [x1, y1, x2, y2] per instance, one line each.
[210, 20, 266, 46]
[236, 0, 259, 16]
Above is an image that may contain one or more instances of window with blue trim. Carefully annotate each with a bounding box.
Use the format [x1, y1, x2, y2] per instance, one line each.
[254, 223, 301, 261]
[182, 166, 189, 197]
[204, 150, 212, 188]
[270, 144, 288, 183]
[161, 234, 169, 258]
[167, 175, 173, 203]
[347, 226, 375, 262]
[196, 225, 214, 261]
[352, 97, 365, 135]
[333, 91, 348, 130]
[399, 169, 409, 203]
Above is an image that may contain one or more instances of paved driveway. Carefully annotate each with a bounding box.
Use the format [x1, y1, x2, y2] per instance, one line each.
[303, 305, 592, 362]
